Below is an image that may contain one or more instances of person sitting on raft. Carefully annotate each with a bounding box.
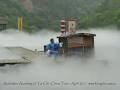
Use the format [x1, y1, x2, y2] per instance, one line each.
[46, 38, 59, 56]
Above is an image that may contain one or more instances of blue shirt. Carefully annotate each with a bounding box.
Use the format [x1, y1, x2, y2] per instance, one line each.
[47, 43, 59, 51]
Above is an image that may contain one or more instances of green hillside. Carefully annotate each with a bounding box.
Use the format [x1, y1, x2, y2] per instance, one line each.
[80, 0, 120, 28]
[0, 0, 119, 32]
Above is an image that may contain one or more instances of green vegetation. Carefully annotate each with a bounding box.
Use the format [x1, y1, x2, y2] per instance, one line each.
[0, 0, 120, 32]
[80, 0, 120, 29]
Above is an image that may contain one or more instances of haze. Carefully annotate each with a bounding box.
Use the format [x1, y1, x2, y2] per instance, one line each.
[0, 28, 120, 90]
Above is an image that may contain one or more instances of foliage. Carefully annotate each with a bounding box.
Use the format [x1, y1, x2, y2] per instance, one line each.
[80, 0, 120, 29]
[0, 0, 120, 32]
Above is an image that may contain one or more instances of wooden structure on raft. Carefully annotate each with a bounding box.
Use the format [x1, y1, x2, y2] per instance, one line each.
[57, 33, 96, 56]
[0, 17, 7, 30]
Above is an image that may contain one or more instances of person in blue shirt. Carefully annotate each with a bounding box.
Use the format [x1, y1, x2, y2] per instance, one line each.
[46, 38, 59, 56]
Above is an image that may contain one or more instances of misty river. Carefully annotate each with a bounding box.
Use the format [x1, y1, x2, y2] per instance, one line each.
[0, 28, 120, 90]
